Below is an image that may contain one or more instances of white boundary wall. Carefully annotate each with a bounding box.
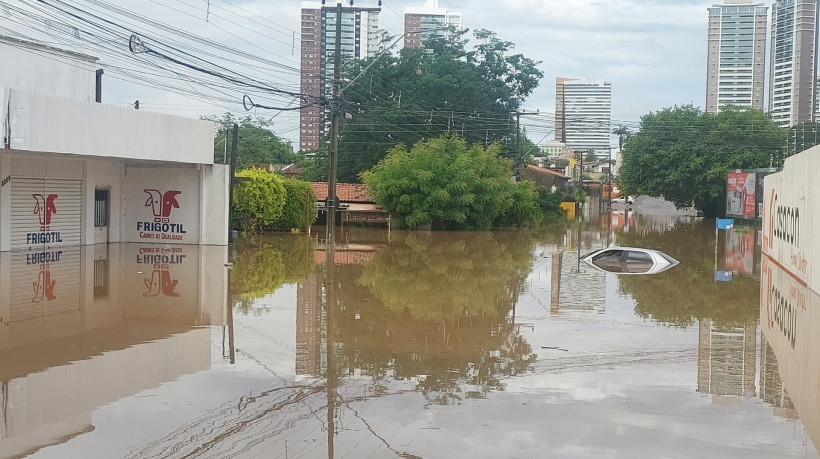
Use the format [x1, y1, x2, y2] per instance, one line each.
[761, 146, 820, 447]
[0, 152, 229, 251]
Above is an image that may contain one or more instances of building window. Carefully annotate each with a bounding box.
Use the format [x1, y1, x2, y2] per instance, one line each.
[94, 189, 110, 228]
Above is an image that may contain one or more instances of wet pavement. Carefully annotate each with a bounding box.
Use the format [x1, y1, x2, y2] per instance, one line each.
[0, 214, 817, 458]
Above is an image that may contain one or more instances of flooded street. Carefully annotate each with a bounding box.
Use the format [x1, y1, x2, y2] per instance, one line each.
[1, 215, 818, 458]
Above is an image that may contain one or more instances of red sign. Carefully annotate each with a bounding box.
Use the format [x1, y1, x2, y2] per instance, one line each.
[32, 193, 58, 230]
[727, 172, 756, 218]
[144, 189, 181, 223]
[138, 190, 186, 240]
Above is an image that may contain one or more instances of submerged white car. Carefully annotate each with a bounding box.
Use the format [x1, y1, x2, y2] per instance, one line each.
[581, 247, 679, 275]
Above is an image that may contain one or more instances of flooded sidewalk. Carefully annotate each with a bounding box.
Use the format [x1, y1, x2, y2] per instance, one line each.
[0, 219, 817, 458]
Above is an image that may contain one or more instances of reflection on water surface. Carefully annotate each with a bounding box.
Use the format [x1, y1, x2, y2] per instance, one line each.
[0, 218, 817, 458]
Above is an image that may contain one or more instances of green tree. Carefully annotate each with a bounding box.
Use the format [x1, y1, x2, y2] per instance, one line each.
[204, 113, 297, 168]
[361, 135, 538, 230]
[619, 105, 785, 217]
[536, 187, 567, 217]
[334, 28, 543, 183]
[268, 178, 317, 232]
[612, 125, 632, 150]
[232, 168, 286, 233]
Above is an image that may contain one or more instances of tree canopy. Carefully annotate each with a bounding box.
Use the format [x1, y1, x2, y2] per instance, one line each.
[204, 113, 297, 169]
[618, 105, 785, 217]
[333, 28, 544, 183]
[361, 135, 541, 230]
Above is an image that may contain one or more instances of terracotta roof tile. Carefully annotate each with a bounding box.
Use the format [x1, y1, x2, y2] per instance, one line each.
[310, 182, 374, 203]
[526, 164, 568, 178]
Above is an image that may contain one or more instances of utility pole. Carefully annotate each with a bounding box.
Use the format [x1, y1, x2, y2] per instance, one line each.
[513, 110, 539, 180]
[324, 5, 343, 457]
[326, 2, 343, 247]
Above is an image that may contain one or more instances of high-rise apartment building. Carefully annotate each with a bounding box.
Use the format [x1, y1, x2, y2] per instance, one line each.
[299, 2, 381, 151]
[403, 0, 461, 49]
[555, 77, 612, 153]
[706, 1, 768, 114]
[769, 0, 817, 127]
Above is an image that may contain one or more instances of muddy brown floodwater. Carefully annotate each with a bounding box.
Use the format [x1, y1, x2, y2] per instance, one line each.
[1, 213, 817, 458]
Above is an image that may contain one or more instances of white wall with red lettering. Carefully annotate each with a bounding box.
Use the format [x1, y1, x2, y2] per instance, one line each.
[762, 146, 820, 293]
[123, 165, 202, 245]
[760, 145, 820, 446]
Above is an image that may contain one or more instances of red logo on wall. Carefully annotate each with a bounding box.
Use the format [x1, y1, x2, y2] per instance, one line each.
[32, 194, 58, 231]
[144, 189, 181, 223]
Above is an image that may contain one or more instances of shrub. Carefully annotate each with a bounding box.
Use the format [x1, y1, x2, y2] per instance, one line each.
[232, 168, 285, 234]
[269, 178, 317, 232]
[536, 187, 566, 217]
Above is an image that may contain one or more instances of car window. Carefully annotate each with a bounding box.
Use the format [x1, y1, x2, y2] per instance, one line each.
[591, 250, 624, 262]
[624, 250, 653, 273]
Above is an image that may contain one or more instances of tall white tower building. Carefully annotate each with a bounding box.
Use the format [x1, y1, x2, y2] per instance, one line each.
[705, 1, 768, 114]
[403, 0, 461, 49]
[555, 77, 612, 153]
[769, 0, 817, 127]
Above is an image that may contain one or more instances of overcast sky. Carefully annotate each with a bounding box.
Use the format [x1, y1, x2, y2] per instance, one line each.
[5, 0, 718, 147]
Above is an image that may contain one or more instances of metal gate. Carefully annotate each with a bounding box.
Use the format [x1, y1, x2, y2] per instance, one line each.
[9, 175, 83, 251]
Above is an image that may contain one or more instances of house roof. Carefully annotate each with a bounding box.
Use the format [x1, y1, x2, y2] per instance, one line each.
[526, 164, 568, 178]
[310, 182, 373, 203]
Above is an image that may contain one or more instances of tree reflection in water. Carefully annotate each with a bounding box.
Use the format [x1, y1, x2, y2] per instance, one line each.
[616, 219, 759, 327]
[332, 231, 538, 405]
[230, 234, 316, 314]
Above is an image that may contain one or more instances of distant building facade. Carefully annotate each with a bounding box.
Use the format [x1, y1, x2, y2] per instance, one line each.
[769, 0, 817, 127]
[555, 77, 612, 153]
[403, 0, 461, 49]
[536, 140, 573, 160]
[299, 2, 381, 151]
[706, 1, 768, 114]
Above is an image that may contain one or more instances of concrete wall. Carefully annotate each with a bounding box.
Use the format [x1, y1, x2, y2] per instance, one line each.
[3, 88, 215, 165]
[0, 153, 229, 251]
[762, 147, 820, 291]
[123, 165, 202, 245]
[760, 255, 820, 448]
[760, 146, 820, 448]
[0, 38, 97, 102]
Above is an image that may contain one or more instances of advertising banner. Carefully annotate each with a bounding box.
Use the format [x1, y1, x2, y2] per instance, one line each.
[726, 171, 756, 219]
